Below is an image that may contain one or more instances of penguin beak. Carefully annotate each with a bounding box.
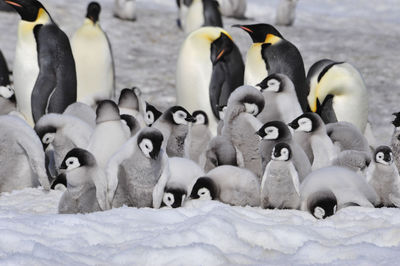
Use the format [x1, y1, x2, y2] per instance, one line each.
[185, 115, 196, 122]
[232, 24, 253, 33]
[288, 122, 298, 130]
[5, 0, 22, 8]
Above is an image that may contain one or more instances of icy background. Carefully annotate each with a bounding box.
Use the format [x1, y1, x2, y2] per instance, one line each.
[1, 0, 400, 265]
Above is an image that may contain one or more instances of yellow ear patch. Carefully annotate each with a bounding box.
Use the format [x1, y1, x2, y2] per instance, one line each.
[265, 34, 281, 45]
[36, 8, 50, 24]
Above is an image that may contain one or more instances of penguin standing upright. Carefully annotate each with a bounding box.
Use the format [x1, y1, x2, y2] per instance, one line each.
[275, 0, 298, 26]
[216, 0, 246, 19]
[390, 112, 400, 171]
[182, 0, 223, 35]
[6, 0, 76, 125]
[233, 23, 308, 111]
[176, 27, 244, 135]
[113, 0, 136, 21]
[71, 2, 115, 107]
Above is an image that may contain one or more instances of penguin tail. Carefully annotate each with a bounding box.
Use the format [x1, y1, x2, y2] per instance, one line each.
[307, 190, 337, 219]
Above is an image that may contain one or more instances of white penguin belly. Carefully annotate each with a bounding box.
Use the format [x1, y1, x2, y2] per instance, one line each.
[184, 0, 205, 35]
[244, 44, 268, 86]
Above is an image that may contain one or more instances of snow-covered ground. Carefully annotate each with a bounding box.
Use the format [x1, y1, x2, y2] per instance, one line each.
[1, 0, 400, 265]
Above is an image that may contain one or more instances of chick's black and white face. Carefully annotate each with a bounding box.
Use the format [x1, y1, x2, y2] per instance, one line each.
[197, 187, 212, 200]
[263, 126, 279, 140]
[0, 85, 14, 99]
[297, 117, 312, 132]
[244, 103, 260, 116]
[272, 147, 290, 161]
[375, 151, 393, 165]
[139, 138, 154, 159]
[42, 132, 55, 145]
[195, 113, 206, 125]
[173, 110, 189, 125]
[64, 157, 81, 171]
[162, 190, 186, 208]
[265, 78, 281, 92]
[145, 110, 155, 125]
[313, 205, 337, 219]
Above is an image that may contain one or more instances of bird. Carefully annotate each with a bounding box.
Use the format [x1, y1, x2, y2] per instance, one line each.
[261, 142, 300, 209]
[0, 49, 11, 87]
[300, 166, 379, 219]
[120, 114, 141, 137]
[63, 102, 96, 128]
[367, 146, 400, 207]
[0, 115, 50, 192]
[181, 0, 223, 35]
[6, 0, 76, 125]
[275, 0, 298, 26]
[390, 112, 400, 172]
[216, 0, 247, 19]
[118, 87, 146, 128]
[190, 165, 260, 207]
[113, 0, 136, 21]
[233, 23, 308, 111]
[107, 127, 169, 209]
[176, 27, 244, 135]
[71, 1, 115, 108]
[307, 59, 368, 133]
[58, 148, 109, 214]
[0, 84, 17, 115]
[326, 121, 370, 153]
[144, 102, 163, 126]
[256, 73, 303, 124]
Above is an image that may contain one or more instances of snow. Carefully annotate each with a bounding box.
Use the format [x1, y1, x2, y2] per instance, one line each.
[1, 0, 400, 264]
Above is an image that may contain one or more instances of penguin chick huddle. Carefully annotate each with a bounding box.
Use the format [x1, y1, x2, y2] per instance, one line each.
[0, 0, 399, 221]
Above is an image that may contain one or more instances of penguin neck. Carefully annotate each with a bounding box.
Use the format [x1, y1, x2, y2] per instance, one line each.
[82, 18, 100, 29]
[18, 8, 51, 37]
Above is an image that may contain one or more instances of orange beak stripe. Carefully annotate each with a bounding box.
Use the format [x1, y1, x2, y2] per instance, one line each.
[5, 1, 22, 7]
[216, 49, 225, 61]
[240, 26, 253, 33]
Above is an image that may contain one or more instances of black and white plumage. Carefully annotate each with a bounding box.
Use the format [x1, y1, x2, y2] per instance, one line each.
[118, 87, 147, 128]
[256, 121, 311, 182]
[190, 165, 260, 207]
[0, 49, 10, 87]
[107, 127, 169, 208]
[144, 102, 162, 126]
[0, 84, 17, 115]
[367, 146, 400, 207]
[58, 148, 109, 214]
[0, 115, 50, 192]
[120, 114, 141, 137]
[261, 143, 300, 209]
[390, 112, 400, 172]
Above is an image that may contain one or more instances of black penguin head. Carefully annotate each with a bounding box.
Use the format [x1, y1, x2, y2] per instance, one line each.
[86, 1, 101, 23]
[59, 148, 96, 172]
[257, 74, 283, 93]
[210, 32, 234, 65]
[374, 146, 393, 165]
[256, 121, 291, 141]
[272, 142, 292, 161]
[231, 85, 265, 116]
[145, 102, 162, 126]
[192, 110, 208, 125]
[288, 113, 322, 133]
[137, 128, 164, 160]
[162, 187, 187, 208]
[118, 88, 139, 110]
[0, 85, 15, 102]
[216, 104, 227, 120]
[5, 0, 48, 22]
[164, 106, 195, 125]
[95, 100, 120, 124]
[190, 177, 218, 200]
[34, 125, 57, 150]
[120, 114, 140, 136]
[232, 23, 283, 43]
[392, 112, 400, 128]
[50, 173, 67, 190]
[307, 190, 337, 219]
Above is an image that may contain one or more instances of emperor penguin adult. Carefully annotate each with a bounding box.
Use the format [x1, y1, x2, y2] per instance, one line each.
[176, 27, 244, 135]
[367, 146, 400, 207]
[256, 121, 311, 182]
[300, 166, 379, 219]
[113, 0, 136, 21]
[261, 143, 300, 209]
[181, 0, 223, 35]
[233, 23, 308, 111]
[216, 0, 246, 19]
[58, 148, 109, 214]
[107, 127, 170, 209]
[275, 0, 298, 26]
[189, 165, 260, 207]
[0, 115, 50, 192]
[289, 113, 338, 170]
[307, 59, 368, 133]
[221, 85, 265, 177]
[71, 2, 115, 108]
[256, 73, 303, 124]
[390, 112, 400, 171]
[6, 0, 76, 125]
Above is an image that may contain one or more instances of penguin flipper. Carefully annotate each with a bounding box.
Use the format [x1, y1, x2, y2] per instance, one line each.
[152, 152, 171, 209]
[389, 193, 400, 208]
[209, 64, 225, 119]
[202, 0, 223, 27]
[93, 168, 110, 210]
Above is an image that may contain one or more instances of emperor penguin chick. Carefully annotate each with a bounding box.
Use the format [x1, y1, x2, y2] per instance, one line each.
[118, 87, 146, 128]
[162, 157, 204, 208]
[256, 73, 303, 124]
[63, 102, 96, 128]
[184, 110, 212, 164]
[87, 100, 130, 169]
[0, 85, 17, 115]
[58, 148, 109, 214]
[390, 112, 400, 172]
[0, 115, 50, 192]
[202, 136, 242, 172]
[71, 2, 115, 107]
[190, 165, 260, 207]
[326, 121, 370, 153]
[107, 127, 169, 208]
[261, 143, 300, 209]
[144, 102, 162, 126]
[289, 113, 337, 170]
[367, 146, 400, 207]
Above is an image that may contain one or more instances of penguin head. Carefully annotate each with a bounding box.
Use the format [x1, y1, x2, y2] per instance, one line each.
[162, 187, 187, 208]
[95, 100, 120, 124]
[0, 85, 15, 102]
[232, 23, 283, 44]
[257, 74, 282, 93]
[164, 106, 195, 126]
[60, 148, 96, 172]
[374, 146, 393, 165]
[137, 128, 164, 160]
[307, 190, 337, 219]
[118, 87, 140, 111]
[50, 173, 67, 191]
[86, 2, 101, 24]
[145, 102, 162, 126]
[392, 112, 400, 128]
[190, 177, 218, 200]
[192, 110, 208, 125]
[210, 32, 234, 65]
[271, 143, 292, 161]
[34, 125, 57, 150]
[120, 114, 140, 136]
[256, 121, 291, 141]
[288, 113, 322, 133]
[228, 85, 265, 116]
[5, 0, 49, 22]
[216, 105, 227, 120]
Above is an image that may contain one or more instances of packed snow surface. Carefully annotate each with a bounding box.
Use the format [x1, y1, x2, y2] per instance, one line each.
[1, 0, 400, 265]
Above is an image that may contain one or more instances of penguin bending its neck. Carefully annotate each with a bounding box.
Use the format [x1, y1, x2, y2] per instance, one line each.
[176, 27, 244, 135]
[233, 23, 308, 112]
[7, 0, 76, 125]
